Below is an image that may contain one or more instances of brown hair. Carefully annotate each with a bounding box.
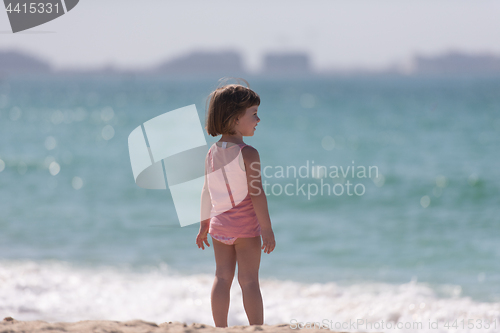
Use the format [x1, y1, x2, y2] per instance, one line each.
[205, 78, 260, 136]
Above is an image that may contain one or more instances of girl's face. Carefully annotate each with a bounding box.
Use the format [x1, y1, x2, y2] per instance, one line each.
[235, 105, 260, 136]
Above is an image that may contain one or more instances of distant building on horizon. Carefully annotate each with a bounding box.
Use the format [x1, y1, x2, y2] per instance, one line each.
[4, 47, 500, 79]
[409, 51, 500, 76]
[152, 50, 246, 76]
[261, 52, 311, 76]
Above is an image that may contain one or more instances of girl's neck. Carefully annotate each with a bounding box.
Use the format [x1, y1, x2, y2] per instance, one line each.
[220, 134, 244, 145]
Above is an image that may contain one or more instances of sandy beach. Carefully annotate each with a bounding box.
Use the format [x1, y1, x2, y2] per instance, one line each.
[1, 317, 344, 333]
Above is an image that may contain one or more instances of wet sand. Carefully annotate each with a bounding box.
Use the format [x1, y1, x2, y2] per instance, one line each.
[1, 317, 347, 332]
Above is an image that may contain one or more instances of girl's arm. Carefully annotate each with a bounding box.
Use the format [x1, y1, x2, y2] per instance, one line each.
[197, 168, 211, 250]
[242, 146, 275, 254]
[200, 178, 212, 226]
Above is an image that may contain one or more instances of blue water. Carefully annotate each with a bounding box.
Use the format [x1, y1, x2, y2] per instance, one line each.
[0, 75, 499, 329]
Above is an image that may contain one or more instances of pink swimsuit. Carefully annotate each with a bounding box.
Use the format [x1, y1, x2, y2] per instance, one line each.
[206, 142, 261, 245]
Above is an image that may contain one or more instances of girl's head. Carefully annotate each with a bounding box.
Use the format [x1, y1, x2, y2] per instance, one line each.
[205, 82, 260, 137]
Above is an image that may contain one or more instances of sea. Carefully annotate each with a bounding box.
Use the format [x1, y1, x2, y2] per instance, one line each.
[0, 74, 499, 332]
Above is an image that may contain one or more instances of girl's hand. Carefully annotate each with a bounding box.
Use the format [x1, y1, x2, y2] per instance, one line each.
[261, 228, 275, 254]
[196, 224, 210, 250]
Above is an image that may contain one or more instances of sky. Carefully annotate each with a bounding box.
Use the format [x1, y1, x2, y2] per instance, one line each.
[1, 0, 500, 73]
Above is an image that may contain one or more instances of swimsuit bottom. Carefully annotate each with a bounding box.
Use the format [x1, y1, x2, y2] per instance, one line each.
[210, 233, 237, 245]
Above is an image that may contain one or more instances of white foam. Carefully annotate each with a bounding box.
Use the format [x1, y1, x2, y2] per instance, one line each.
[0, 260, 499, 332]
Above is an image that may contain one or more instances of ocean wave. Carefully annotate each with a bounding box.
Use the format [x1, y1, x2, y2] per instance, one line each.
[1, 259, 499, 332]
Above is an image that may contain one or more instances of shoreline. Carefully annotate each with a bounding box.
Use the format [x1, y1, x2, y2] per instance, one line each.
[1, 317, 343, 333]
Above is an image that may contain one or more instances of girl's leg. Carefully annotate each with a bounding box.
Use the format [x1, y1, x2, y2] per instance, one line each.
[234, 236, 263, 325]
[211, 238, 237, 327]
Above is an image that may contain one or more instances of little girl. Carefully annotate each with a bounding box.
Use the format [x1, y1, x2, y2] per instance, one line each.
[195, 81, 276, 328]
